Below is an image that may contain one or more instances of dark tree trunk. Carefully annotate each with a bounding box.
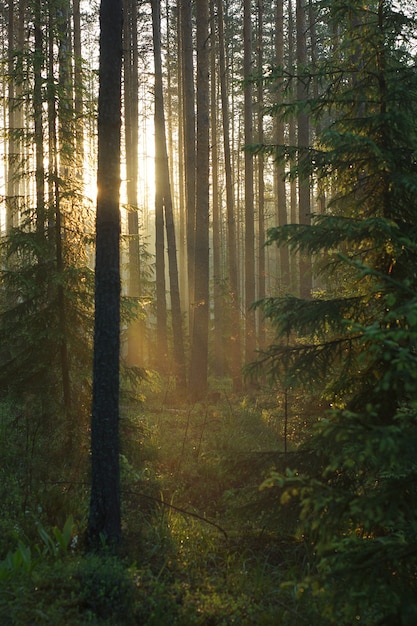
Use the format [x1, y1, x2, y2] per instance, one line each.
[257, 0, 266, 350]
[288, 0, 298, 291]
[210, 0, 224, 378]
[87, 0, 123, 548]
[73, 0, 84, 179]
[188, 0, 210, 400]
[33, 0, 45, 233]
[275, 0, 290, 286]
[47, 4, 75, 446]
[6, 0, 17, 233]
[244, 0, 256, 364]
[296, 0, 312, 298]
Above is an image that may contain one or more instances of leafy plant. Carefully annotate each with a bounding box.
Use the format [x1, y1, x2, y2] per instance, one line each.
[36, 515, 75, 557]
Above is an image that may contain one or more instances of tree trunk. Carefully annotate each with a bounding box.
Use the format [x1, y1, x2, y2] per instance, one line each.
[296, 0, 312, 298]
[6, 0, 18, 233]
[73, 0, 84, 180]
[123, 0, 143, 366]
[180, 0, 196, 332]
[152, 0, 186, 388]
[288, 0, 298, 292]
[33, 0, 46, 234]
[189, 0, 210, 400]
[177, 6, 187, 309]
[210, 0, 224, 378]
[45, 1, 73, 447]
[87, 0, 123, 548]
[244, 0, 256, 364]
[216, 0, 242, 390]
[257, 0, 266, 350]
[275, 0, 290, 287]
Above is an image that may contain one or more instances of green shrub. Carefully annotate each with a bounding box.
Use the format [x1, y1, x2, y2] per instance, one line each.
[78, 554, 136, 623]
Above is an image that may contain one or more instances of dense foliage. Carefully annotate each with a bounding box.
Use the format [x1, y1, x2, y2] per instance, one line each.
[252, 1, 417, 623]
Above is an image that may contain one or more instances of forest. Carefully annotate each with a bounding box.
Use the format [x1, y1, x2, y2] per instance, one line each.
[1, 0, 417, 624]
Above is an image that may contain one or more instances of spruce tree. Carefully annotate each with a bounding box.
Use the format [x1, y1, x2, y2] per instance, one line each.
[253, 1, 417, 622]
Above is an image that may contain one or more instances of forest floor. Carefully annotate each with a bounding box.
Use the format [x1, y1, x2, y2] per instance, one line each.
[0, 381, 320, 625]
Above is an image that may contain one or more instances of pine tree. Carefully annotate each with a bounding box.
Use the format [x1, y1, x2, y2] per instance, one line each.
[253, 1, 417, 622]
[87, 0, 123, 547]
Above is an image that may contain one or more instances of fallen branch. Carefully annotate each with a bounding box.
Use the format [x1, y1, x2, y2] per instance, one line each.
[123, 489, 229, 540]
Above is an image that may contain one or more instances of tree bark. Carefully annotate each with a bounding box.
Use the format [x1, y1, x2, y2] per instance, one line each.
[152, 0, 186, 388]
[73, 0, 84, 180]
[189, 0, 210, 400]
[296, 0, 312, 298]
[275, 0, 290, 287]
[6, 0, 17, 233]
[87, 0, 123, 547]
[123, 0, 143, 366]
[180, 0, 196, 332]
[257, 0, 266, 350]
[33, 0, 46, 233]
[210, 0, 224, 378]
[244, 0, 256, 364]
[216, 0, 242, 390]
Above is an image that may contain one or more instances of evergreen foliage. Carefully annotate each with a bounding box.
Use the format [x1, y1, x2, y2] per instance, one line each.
[252, 1, 417, 622]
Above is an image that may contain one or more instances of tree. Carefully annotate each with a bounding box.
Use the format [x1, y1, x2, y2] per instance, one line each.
[296, 0, 312, 298]
[253, 1, 417, 621]
[188, 0, 210, 400]
[256, 0, 266, 350]
[180, 0, 196, 331]
[123, 0, 143, 367]
[274, 0, 290, 288]
[87, 0, 123, 547]
[33, 0, 46, 232]
[0, 0, 96, 522]
[244, 0, 256, 364]
[210, 0, 225, 378]
[216, 0, 242, 390]
[151, 0, 186, 387]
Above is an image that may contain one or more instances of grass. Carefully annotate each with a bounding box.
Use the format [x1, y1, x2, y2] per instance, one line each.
[0, 386, 322, 625]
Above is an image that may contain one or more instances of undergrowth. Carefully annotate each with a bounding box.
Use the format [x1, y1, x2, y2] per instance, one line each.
[0, 385, 321, 625]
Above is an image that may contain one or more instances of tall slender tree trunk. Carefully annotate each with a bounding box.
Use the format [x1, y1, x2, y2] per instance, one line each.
[189, 0, 210, 400]
[180, 0, 196, 332]
[177, 6, 187, 309]
[55, 1, 74, 446]
[87, 0, 123, 548]
[244, 0, 256, 364]
[210, 0, 224, 378]
[275, 0, 290, 287]
[6, 0, 18, 233]
[151, 0, 186, 388]
[33, 0, 45, 234]
[296, 0, 312, 298]
[216, 0, 242, 390]
[155, 159, 168, 365]
[257, 0, 266, 350]
[73, 0, 84, 180]
[123, 0, 143, 366]
[45, 2, 75, 454]
[165, 0, 175, 193]
[154, 3, 168, 369]
[309, 0, 325, 215]
[288, 0, 298, 293]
